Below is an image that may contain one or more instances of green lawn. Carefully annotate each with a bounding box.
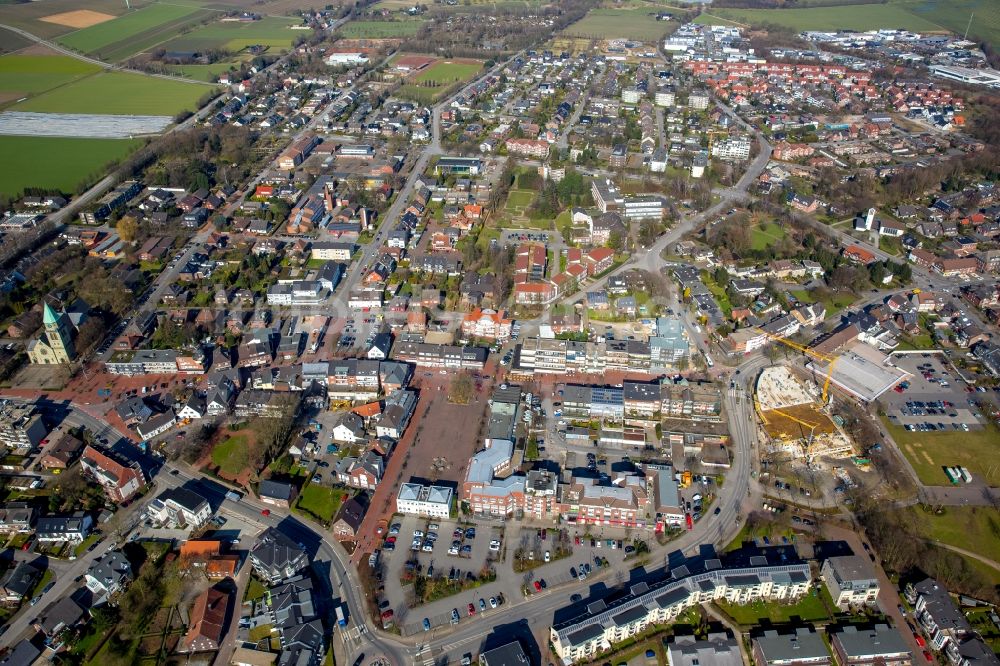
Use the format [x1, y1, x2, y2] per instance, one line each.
[694, 3, 944, 32]
[244, 576, 267, 602]
[164, 16, 304, 53]
[903, 505, 1000, 564]
[412, 60, 482, 85]
[882, 417, 1000, 487]
[0, 135, 140, 199]
[716, 588, 833, 626]
[702, 274, 733, 317]
[57, 3, 203, 56]
[294, 483, 341, 523]
[750, 222, 786, 251]
[73, 533, 101, 557]
[30, 569, 53, 598]
[0, 54, 100, 96]
[211, 433, 249, 477]
[505, 189, 535, 211]
[338, 20, 424, 37]
[13, 71, 209, 115]
[563, 8, 675, 41]
[789, 289, 857, 316]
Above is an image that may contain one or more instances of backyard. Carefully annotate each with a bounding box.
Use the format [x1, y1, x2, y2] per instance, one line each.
[882, 417, 1000, 487]
[210, 432, 254, 477]
[715, 588, 834, 626]
[789, 288, 857, 316]
[749, 222, 787, 251]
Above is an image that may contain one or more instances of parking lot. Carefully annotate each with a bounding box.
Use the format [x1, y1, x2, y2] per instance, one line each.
[883, 352, 987, 432]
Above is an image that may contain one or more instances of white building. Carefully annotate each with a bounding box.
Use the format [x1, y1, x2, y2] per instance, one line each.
[396, 483, 452, 518]
[820, 555, 880, 608]
[623, 196, 667, 221]
[711, 137, 751, 161]
[326, 51, 369, 66]
[145, 487, 212, 530]
[551, 559, 811, 662]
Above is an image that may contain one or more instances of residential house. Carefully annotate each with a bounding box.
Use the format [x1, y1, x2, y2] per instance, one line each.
[821, 555, 879, 608]
[145, 487, 212, 530]
[249, 528, 309, 585]
[36, 512, 93, 543]
[0, 562, 41, 605]
[332, 497, 367, 541]
[258, 480, 297, 509]
[84, 551, 131, 605]
[80, 444, 147, 504]
[180, 585, 232, 653]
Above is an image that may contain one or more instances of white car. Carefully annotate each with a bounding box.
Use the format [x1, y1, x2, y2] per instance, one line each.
[422, 543, 434, 552]
[448, 546, 460, 556]
[489, 539, 501, 551]
[413, 530, 424, 538]
[544, 550, 551, 562]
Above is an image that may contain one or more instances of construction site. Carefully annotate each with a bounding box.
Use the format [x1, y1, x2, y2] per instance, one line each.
[754, 365, 854, 461]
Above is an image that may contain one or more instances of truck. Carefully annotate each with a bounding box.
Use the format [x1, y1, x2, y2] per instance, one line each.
[335, 606, 347, 627]
[225, 490, 242, 502]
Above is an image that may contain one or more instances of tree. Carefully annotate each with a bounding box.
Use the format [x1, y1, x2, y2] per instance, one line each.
[117, 216, 139, 243]
[447, 372, 474, 405]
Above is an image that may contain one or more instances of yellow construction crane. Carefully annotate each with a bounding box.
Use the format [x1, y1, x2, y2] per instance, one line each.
[757, 330, 839, 403]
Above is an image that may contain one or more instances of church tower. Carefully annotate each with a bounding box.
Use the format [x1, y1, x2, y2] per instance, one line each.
[42, 302, 76, 363]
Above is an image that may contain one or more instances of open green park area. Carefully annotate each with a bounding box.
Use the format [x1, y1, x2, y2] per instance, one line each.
[57, 3, 211, 61]
[0, 54, 100, 100]
[211, 432, 250, 477]
[901, 505, 1000, 565]
[882, 417, 1000, 487]
[12, 71, 209, 115]
[562, 8, 676, 41]
[0, 135, 140, 199]
[789, 288, 857, 316]
[750, 222, 787, 251]
[338, 20, 424, 38]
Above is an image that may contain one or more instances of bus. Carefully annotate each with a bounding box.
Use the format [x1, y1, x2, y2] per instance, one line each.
[335, 606, 347, 627]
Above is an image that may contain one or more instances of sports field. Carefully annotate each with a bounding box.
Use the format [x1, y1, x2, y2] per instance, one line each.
[0, 54, 100, 102]
[57, 3, 207, 59]
[338, 19, 424, 38]
[411, 59, 482, 84]
[695, 4, 943, 33]
[562, 8, 675, 41]
[163, 16, 304, 52]
[0, 135, 140, 199]
[12, 71, 208, 115]
[883, 417, 1000, 486]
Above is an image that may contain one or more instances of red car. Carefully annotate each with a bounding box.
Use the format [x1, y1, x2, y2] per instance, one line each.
[467, 603, 475, 616]
[914, 635, 926, 648]
[923, 651, 933, 663]
[533, 581, 542, 592]
[261, 509, 271, 517]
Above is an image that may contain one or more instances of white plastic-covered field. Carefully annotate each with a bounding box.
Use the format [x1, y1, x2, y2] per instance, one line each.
[0, 111, 171, 138]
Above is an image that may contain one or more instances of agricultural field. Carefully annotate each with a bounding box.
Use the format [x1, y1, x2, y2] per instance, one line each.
[694, 3, 944, 33]
[162, 16, 305, 53]
[57, 3, 210, 61]
[900, 0, 999, 49]
[882, 417, 1000, 487]
[0, 0, 144, 39]
[338, 19, 425, 38]
[0, 54, 101, 106]
[0, 27, 33, 55]
[562, 8, 676, 41]
[12, 71, 209, 115]
[0, 135, 140, 199]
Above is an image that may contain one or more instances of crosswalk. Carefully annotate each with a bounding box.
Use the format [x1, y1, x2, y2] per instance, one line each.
[415, 644, 434, 666]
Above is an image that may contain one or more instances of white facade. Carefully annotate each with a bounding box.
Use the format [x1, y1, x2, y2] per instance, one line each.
[396, 483, 452, 518]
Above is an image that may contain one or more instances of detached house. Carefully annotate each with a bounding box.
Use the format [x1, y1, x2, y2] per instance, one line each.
[84, 551, 132, 605]
[249, 528, 309, 585]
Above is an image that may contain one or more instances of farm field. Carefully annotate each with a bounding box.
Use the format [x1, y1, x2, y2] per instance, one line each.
[882, 417, 1000, 487]
[749, 221, 787, 251]
[694, 4, 944, 33]
[57, 3, 207, 60]
[162, 16, 305, 53]
[338, 19, 424, 38]
[12, 71, 208, 115]
[0, 27, 33, 55]
[0, 54, 101, 104]
[0, 0, 145, 39]
[0, 135, 140, 199]
[900, 0, 999, 49]
[562, 8, 676, 41]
